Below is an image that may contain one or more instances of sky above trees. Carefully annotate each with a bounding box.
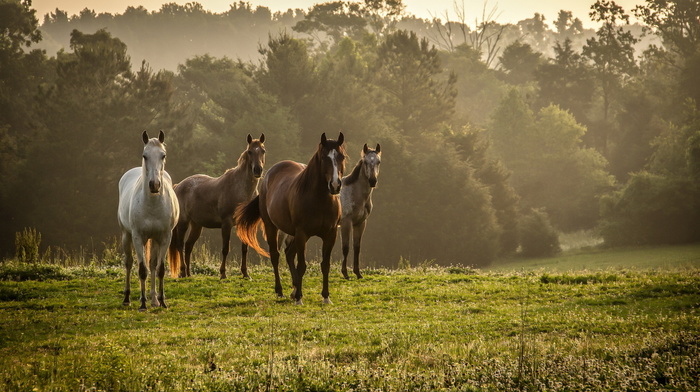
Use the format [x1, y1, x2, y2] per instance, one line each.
[32, 0, 644, 28]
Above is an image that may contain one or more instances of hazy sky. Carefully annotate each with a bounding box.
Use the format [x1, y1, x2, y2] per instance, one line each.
[32, 1, 645, 28]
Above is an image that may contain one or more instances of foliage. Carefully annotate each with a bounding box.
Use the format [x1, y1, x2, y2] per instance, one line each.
[1, 253, 699, 391]
[498, 40, 543, 84]
[519, 208, 561, 257]
[489, 90, 615, 230]
[1, 0, 699, 260]
[14, 227, 41, 263]
[600, 172, 700, 246]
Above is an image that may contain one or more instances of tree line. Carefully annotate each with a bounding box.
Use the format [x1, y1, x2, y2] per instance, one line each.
[1, 0, 698, 266]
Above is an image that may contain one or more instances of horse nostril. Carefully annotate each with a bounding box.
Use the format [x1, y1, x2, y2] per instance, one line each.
[369, 179, 377, 187]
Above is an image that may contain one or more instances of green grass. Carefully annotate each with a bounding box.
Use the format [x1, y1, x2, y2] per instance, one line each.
[1, 244, 699, 391]
[487, 243, 700, 272]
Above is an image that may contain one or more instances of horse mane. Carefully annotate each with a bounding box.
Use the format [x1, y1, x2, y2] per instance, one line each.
[343, 158, 363, 185]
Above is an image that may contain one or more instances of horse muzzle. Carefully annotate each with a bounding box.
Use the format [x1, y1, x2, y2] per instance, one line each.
[329, 181, 342, 195]
[368, 177, 377, 188]
[253, 165, 263, 178]
[149, 180, 161, 194]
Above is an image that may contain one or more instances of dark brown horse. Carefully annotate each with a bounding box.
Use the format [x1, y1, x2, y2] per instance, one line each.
[169, 134, 265, 279]
[236, 132, 346, 304]
[340, 143, 381, 279]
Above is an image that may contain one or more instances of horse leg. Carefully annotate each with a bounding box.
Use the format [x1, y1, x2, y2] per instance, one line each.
[292, 233, 309, 305]
[352, 220, 366, 279]
[265, 225, 283, 298]
[321, 230, 337, 304]
[283, 238, 297, 299]
[132, 235, 149, 311]
[122, 231, 133, 306]
[241, 242, 250, 279]
[156, 237, 170, 308]
[340, 218, 352, 279]
[184, 224, 202, 278]
[219, 218, 233, 279]
[173, 221, 188, 278]
[148, 240, 160, 308]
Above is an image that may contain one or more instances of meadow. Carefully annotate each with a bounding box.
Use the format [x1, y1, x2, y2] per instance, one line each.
[1, 244, 699, 391]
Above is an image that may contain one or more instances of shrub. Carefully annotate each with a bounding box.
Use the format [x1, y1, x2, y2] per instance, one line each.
[14, 227, 41, 263]
[519, 208, 561, 257]
[599, 172, 700, 246]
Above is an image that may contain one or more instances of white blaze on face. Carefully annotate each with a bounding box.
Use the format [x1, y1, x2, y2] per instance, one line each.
[328, 150, 340, 186]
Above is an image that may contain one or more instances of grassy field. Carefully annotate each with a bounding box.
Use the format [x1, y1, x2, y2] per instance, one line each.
[1, 244, 699, 391]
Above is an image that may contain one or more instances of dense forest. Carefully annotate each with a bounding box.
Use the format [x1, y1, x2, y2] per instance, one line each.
[1, 0, 698, 267]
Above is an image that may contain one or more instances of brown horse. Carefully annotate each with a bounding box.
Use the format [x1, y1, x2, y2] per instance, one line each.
[236, 132, 346, 304]
[169, 134, 265, 279]
[340, 143, 381, 279]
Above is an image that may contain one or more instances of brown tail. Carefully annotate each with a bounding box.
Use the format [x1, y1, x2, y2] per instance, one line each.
[235, 196, 269, 258]
[168, 228, 181, 279]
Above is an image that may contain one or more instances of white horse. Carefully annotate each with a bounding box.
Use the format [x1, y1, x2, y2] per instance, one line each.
[118, 130, 180, 310]
[340, 143, 381, 279]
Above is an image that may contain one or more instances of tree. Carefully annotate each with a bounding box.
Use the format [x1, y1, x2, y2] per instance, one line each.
[582, 0, 639, 157]
[498, 40, 543, 84]
[634, 0, 700, 109]
[174, 54, 300, 175]
[554, 10, 584, 40]
[634, 0, 700, 61]
[375, 30, 456, 142]
[7, 29, 181, 250]
[535, 39, 594, 124]
[489, 90, 615, 230]
[0, 0, 52, 255]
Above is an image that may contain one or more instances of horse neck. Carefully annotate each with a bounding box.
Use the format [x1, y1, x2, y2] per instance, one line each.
[298, 152, 328, 195]
[222, 160, 257, 193]
[346, 159, 373, 198]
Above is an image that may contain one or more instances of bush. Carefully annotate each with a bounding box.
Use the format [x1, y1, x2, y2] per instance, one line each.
[519, 208, 560, 257]
[599, 172, 700, 246]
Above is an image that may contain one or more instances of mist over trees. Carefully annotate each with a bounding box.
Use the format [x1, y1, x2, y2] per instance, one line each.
[1, 0, 698, 266]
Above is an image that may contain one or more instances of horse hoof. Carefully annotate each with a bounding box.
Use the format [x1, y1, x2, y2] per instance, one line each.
[323, 297, 332, 305]
[220, 274, 227, 280]
[295, 299, 303, 305]
[138, 306, 147, 312]
[277, 293, 285, 299]
[122, 301, 130, 307]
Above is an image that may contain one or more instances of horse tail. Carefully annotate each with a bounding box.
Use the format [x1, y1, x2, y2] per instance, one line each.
[235, 196, 269, 258]
[168, 228, 181, 279]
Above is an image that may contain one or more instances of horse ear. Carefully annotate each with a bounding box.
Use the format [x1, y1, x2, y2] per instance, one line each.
[363, 143, 369, 156]
[158, 130, 165, 143]
[259, 133, 265, 143]
[338, 132, 344, 145]
[142, 130, 149, 144]
[375, 143, 381, 154]
[321, 132, 327, 145]
[247, 134, 253, 144]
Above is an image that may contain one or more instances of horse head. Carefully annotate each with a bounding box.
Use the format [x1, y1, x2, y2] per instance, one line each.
[142, 130, 167, 194]
[319, 132, 346, 195]
[362, 143, 381, 188]
[245, 133, 266, 178]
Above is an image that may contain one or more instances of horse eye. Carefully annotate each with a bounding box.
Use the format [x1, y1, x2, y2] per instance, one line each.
[247, 150, 252, 155]
[142, 155, 147, 160]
